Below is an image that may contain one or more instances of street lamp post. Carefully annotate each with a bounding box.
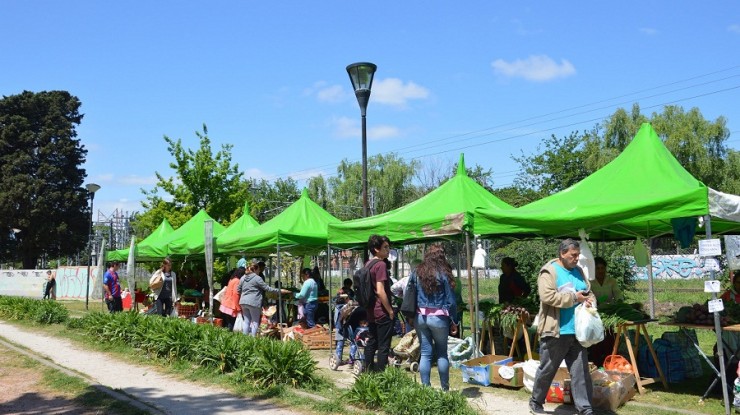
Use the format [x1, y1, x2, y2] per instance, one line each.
[346, 62, 377, 218]
[85, 183, 101, 310]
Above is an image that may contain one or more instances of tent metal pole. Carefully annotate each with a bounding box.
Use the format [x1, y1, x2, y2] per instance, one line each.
[646, 238, 655, 319]
[327, 244, 333, 357]
[277, 244, 284, 332]
[464, 232, 477, 356]
[705, 215, 731, 415]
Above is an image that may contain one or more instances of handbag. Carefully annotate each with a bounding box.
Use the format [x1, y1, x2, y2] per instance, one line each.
[149, 271, 164, 291]
[213, 286, 227, 303]
[400, 274, 417, 319]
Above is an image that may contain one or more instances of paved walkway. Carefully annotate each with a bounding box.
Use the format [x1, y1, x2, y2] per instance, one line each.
[0, 321, 584, 415]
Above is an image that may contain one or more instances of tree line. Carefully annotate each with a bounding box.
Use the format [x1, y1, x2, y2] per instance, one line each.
[1, 90, 738, 270]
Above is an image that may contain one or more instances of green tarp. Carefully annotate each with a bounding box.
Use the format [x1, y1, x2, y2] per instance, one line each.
[106, 218, 175, 261]
[328, 154, 514, 248]
[166, 209, 226, 257]
[474, 123, 740, 240]
[217, 188, 341, 255]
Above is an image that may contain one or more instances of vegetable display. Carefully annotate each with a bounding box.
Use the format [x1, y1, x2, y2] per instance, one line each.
[597, 302, 649, 331]
[674, 303, 733, 326]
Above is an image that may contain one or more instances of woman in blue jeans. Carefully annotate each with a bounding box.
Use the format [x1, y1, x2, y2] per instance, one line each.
[413, 244, 458, 391]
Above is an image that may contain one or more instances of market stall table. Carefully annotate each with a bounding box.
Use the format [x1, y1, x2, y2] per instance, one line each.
[661, 321, 740, 402]
[612, 319, 668, 394]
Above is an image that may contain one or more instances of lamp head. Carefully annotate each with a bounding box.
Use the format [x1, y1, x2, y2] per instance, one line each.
[346, 62, 377, 113]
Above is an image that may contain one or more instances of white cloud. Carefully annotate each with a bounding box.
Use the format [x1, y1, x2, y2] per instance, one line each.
[304, 81, 347, 104]
[317, 85, 345, 103]
[330, 116, 400, 141]
[729, 24, 740, 34]
[287, 168, 331, 181]
[491, 55, 576, 82]
[93, 173, 114, 183]
[639, 27, 658, 35]
[332, 116, 359, 139]
[371, 78, 430, 108]
[243, 167, 271, 180]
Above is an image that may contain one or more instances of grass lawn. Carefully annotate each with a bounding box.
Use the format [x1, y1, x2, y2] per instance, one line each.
[44, 279, 735, 415]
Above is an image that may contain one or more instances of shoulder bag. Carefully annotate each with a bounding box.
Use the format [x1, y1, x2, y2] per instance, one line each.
[400, 273, 417, 319]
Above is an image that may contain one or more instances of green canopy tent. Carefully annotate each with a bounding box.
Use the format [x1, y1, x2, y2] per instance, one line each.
[327, 154, 513, 248]
[217, 188, 341, 256]
[217, 188, 342, 330]
[473, 123, 740, 240]
[473, 123, 740, 412]
[165, 209, 226, 257]
[327, 154, 514, 355]
[106, 218, 175, 262]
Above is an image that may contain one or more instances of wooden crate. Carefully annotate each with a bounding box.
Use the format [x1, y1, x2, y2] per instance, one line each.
[177, 304, 198, 319]
[295, 326, 331, 350]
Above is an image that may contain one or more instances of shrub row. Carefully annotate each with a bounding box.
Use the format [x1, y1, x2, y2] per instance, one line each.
[0, 296, 69, 324]
[344, 367, 478, 415]
[67, 311, 318, 389]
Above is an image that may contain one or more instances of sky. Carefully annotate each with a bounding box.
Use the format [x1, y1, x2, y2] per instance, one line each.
[2, 1, 740, 221]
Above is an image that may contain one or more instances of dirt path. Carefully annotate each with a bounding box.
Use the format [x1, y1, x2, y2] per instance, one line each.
[0, 320, 585, 415]
[0, 321, 297, 415]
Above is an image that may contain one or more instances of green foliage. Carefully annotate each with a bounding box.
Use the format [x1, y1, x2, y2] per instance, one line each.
[67, 311, 317, 388]
[137, 124, 247, 232]
[0, 90, 89, 268]
[328, 153, 418, 220]
[0, 296, 69, 324]
[344, 367, 477, 415]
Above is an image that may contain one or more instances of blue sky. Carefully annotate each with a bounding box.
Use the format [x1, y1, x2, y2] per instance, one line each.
[3, 2, 740, 219]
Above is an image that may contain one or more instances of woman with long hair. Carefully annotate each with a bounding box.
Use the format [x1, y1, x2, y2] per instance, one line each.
[413, 244, 458, 391]
[152, 258, 177, 317]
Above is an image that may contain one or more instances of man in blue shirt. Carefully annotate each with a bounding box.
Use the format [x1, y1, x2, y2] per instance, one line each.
[103, 261, 123, 313]
[529, 239, 595, 415]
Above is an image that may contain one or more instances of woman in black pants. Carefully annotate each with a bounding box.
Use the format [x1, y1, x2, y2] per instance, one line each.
[152, 258, 178, 316]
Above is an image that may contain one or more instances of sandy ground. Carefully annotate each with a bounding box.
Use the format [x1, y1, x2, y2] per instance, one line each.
[0, 321, 581, 415]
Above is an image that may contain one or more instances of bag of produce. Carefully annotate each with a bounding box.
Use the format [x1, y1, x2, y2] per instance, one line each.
[575, 303, 605, 347]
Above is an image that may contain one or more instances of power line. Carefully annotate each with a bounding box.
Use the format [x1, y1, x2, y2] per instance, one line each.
[266, 66, 740, 183]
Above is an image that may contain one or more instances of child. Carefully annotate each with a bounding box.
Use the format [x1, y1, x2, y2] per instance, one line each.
[334, 278, 356, 364]
[355, 319, 371, 348]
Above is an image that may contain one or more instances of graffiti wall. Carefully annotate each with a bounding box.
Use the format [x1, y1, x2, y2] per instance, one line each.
[630, 255, 710, 280]
[0, 269, 48, 298]
[0, 266, 101, 300]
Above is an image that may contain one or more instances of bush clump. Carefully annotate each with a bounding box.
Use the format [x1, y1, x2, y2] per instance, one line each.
[344, 367, 478, 415]
[0, 296, 69, 324]
[70, 311, 318, 389]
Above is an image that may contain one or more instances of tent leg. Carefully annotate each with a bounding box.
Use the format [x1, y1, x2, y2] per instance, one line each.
[647, 239, 655, 319]
[464, 232, 477, 357]
[705, 215, 731, 415]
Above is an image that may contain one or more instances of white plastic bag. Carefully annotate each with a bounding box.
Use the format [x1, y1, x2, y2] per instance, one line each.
[578, 229, 595, 280]
[575, 304, 605, 347]
[522, 359, 541, 392]
[213, 287, 227, 303]
[233, 313, 244, 333]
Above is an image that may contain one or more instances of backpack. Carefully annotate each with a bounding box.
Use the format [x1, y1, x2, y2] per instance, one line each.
[353, 259, 381, 309]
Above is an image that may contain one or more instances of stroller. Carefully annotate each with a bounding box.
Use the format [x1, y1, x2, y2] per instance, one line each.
[329, 302, 368, 376]
[390, 329, 421, 372]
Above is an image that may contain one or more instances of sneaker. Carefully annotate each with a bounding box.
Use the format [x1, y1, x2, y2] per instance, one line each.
[529, 400, 546, 414]
[348, 358, 355, 365]
[578, 411, 594, 415]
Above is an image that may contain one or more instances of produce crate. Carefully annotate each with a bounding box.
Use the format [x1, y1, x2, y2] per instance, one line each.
[177, 304, 198, 319]
[295, 325, 331, 350]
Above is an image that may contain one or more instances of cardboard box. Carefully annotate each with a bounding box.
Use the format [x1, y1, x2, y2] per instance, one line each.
[461, 355, 523, 388]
